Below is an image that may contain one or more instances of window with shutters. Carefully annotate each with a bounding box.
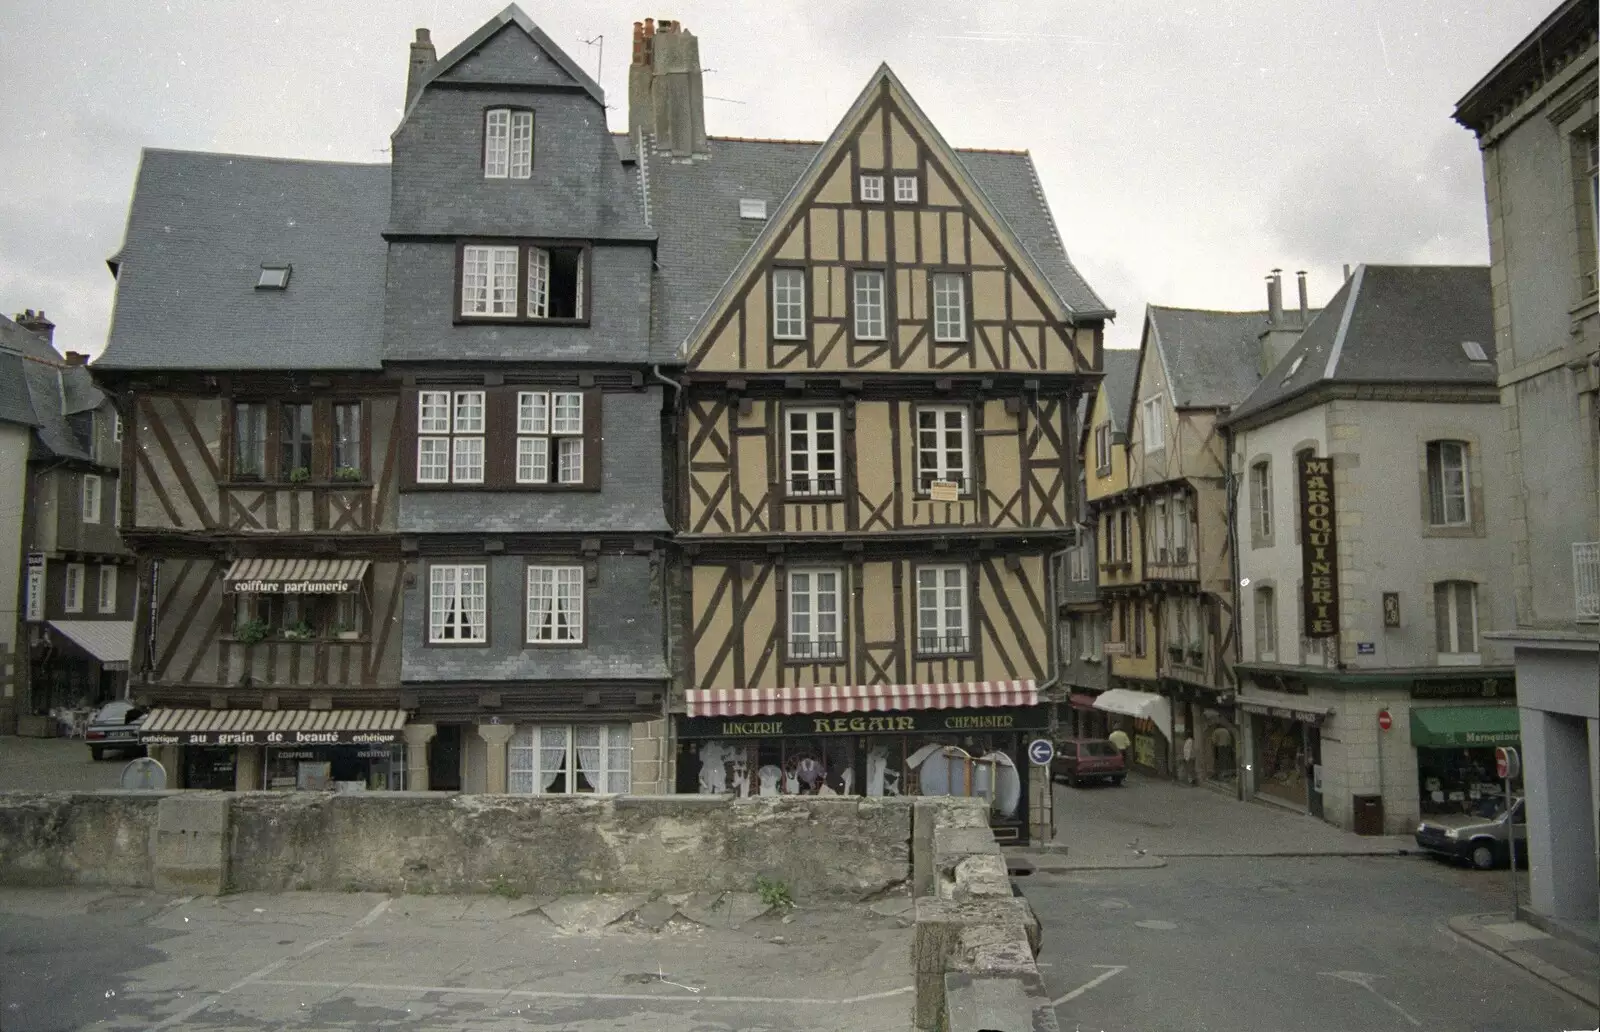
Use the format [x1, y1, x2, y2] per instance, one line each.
[483, 108, 533, 179]
[526, 565, 584, 644]
[916, 565, 969, 655]
[916, 405, 970, 494]
[788, 568, 843, 661]
[457, 242, 588, 324]
[65, 563, 84, 614]
[428, 564, 487, 644]
[785, 408, 840, 497]
[416, 391, 485, 484]
[516, 391, 586, 485]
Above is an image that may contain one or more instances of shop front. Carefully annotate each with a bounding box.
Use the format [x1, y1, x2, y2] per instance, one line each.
[1239, 688, 1332, 815]
[1409, 704, 1522, 816]
[139, 707, 409, 791]
[675, 681, 1046, 843]
[1066, 693, 1108, 740]
[1090, 687, 1171, 776]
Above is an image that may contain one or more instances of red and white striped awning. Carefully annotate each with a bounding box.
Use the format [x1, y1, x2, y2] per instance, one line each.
[684, 680, 1036, 718]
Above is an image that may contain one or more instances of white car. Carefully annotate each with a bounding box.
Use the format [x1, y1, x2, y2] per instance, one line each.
[84, 701, 148, 761]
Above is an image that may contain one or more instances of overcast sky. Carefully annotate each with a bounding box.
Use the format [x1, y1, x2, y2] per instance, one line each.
[0, 0, 1553, 358]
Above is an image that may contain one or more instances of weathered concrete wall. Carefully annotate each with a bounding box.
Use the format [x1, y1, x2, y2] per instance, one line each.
[0, 791, 160, 887]
[227, 793, 910, 898]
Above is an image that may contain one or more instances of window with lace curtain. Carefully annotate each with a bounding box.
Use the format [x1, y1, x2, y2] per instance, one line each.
[508, 724, 631, 794]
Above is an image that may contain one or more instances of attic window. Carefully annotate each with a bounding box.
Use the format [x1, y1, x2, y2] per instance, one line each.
[257, 265, 291, 290]
[739, 198, 767, 220]
[1461, 340, 1489, 362]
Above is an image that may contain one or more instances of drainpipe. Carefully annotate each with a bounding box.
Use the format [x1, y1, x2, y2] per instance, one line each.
[1223, 420, 1245, 801]
[649, 364, 685, 792]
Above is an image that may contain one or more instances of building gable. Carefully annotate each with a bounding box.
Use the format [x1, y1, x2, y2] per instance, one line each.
[684, 66, 1094, 376]
[431, 20, 585, 91]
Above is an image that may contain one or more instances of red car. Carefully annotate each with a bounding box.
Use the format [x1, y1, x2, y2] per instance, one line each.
[1052, 738, 1126, 787]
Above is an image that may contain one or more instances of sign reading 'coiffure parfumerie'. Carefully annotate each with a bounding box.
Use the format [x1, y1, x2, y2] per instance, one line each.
[1298, 453, 1339, 638]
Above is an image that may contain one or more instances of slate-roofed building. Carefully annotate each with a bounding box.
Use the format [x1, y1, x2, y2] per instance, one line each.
[0, 311, 131, 738]
[631, 19, 1110, 842]
[1220, 264, 1516, 835]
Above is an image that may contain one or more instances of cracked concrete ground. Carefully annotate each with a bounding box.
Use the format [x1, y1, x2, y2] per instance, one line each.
[0, 886, 915, 1031]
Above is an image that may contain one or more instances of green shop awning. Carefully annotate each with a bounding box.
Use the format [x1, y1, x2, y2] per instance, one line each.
[1410, 706, 1521, 749]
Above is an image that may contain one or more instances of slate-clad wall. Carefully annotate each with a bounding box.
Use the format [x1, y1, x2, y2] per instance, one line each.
[382, 242, 654, 363]
[400, 553, 667, 683]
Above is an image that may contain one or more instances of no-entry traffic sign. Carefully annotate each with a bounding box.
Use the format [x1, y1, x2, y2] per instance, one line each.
[1377, 710, 1392, 732]
[1496, 746, 1520, 780]
[1027, 738, 1055, 766]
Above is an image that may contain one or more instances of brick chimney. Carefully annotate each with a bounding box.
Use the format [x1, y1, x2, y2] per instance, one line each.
[406, 28, 436, 107]
[1257, 270, 1304, 376]
[63, 351, 89, 366]
[629, 17, 707, 158]
[14, 309, 54, 344]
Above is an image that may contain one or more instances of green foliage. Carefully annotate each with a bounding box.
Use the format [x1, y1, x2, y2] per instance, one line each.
[490, 878, 523, 900]
[282, 621, 316, 642]
[235, 619, 270, 645]
[287, 466, 311, 484]
[332, 466, 363, 483]
[755, 875, 793, 910]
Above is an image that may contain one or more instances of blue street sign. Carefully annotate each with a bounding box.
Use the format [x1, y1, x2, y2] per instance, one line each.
[1027, 738, 1054, 766]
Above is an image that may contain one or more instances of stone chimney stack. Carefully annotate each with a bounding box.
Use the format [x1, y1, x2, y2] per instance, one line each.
[1296, 270, 1309, 327]
[406, 28, 436, 107]
[63, 351, 88, 367]
[1257, 270, 1303, 376]
[629, 17, 708, 158]
[14, 309, 54, 344]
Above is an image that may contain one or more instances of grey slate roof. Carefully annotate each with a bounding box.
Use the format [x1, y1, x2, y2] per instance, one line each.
[97, 149, 390, 371]
[1225, 265, 1494, 425]
[642, 135, 1111, 362]
[1100, 348, 1141, 433]
[0, 318, 41, 427]
[409, 4, 605, 109]
[1146, 306, 1272, 410]
[0, 314, 104, 460]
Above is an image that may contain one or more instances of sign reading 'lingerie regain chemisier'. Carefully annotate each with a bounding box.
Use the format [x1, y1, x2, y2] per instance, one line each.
[1298, 453, 1340, 639]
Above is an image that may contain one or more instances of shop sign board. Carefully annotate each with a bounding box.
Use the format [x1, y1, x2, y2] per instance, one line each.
[225, 579, 358, 594]
[675, 705, 1051, 740]
[1356, 642, 1375, 655]
[1297, 453, 1340, 638]
[23, 553, 44, 622]
[1410, 677, 1514, 700]
[140, 728, 401, 746]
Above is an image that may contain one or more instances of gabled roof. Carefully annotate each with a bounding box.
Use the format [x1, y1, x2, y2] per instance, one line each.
[1143, 306, 1273, 411]
[1099, 348, 1141, 434]
[0, 314, 104, 461]
[1223, 265, 1495, 427]
[97, 149, 390, 372]
[648, 64, 1111, 362]
[408, 4, 604, 111]
[0, 317, 41, 428]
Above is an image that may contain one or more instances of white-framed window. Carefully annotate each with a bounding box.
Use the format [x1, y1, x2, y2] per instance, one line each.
[526, 246, 585, 320]
[1250, 460, 1272, 539]
[1173, 494, 1190, 558]
[64, 563, 84, 614]
[931, 272, 967, 342]
[509, 724, 631, 794]
[894, 175, 918, 202]
[858, 174, 884, 202]
[916, 405, 969, 492]
[771, 268, 806, 340]
[1094, 423, 1112, 473]
[1426, 440, 1470, 526]
[1255, 585, 1276, 662]
[1153, 499, 1169, 560]
[1141, 397, 1165, 453]
[1434, 580, 1479, 663]
[527, 565, 584, 643]
[80, 474, 101, 524]
[461, 245, 519, 316]
[484, 108, 532, 179]
[416, 391, 485, 484]
[113, 412, 123, 442]
[97, 565, 117, 615]
[916, 564, 968, 655]
[428, 564, 487, 643]
[1132, 599, 1146, 656]
[852, 270, 886, 340]
[788, 568, 842, 660]
[516, 391, 585, 485]
[1082, 614, 1103, 660]
[785, 407, 839, 497]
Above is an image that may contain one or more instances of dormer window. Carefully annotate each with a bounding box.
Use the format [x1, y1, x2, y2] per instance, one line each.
[484, 108, 533, 179]
[256, 265, 291, 289]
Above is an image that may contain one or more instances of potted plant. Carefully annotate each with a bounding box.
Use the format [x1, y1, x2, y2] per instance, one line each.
[235, 619, 270, 645]
[282, 621, 316, 642]
[332, 465, 363, 483]
[287, 466, 311, 484]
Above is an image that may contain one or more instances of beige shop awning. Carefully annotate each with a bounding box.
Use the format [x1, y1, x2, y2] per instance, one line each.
[139, 707, 407, 746]
[224, 558, 370, 594]
[48, 620, 134, 671]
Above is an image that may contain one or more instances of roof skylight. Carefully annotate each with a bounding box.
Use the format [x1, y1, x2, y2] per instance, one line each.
[738, 198, 767, 220]
[257, 265, 291, 290]
[1461, 340, 1489, 362]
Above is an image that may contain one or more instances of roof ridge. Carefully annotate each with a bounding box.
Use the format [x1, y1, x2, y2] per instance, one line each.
[1149, 304, 1271, 316]
[142, 147, 386, 170]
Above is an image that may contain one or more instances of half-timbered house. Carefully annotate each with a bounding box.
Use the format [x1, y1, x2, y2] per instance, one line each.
[640, 41, 1110, 841]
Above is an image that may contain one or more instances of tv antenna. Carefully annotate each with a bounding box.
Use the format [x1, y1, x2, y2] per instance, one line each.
[580, 34, 604, 89]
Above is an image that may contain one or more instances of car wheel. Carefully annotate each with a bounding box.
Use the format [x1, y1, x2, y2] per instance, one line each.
[89, 746, 104, 761]
[1113, 776, 1126, 786]
[1470, 842, 1498, 870]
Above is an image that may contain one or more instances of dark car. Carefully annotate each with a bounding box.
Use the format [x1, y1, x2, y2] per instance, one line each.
[1051, 738, 1126, 787]
[85, 701, 147, 761]
[1415, 794, 1527, 870]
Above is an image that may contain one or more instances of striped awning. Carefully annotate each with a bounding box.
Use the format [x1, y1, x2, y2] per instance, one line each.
[223, 558, 370, 594]
[139, 708, 407, 746]
[684, 680, 1036, 718]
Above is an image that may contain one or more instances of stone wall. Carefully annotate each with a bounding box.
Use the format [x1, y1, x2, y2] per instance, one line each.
[0, 791, 160, 887]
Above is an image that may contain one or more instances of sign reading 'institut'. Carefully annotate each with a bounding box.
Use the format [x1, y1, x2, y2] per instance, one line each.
[676, 705, 1051, 740]
[1298, 453, 1340, 638]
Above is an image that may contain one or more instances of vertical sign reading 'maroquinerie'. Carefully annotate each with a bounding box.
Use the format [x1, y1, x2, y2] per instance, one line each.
[1298, 453, 1339, 638]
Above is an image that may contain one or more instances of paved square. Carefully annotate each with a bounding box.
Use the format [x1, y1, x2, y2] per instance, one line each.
[0, 887, 915, 1031]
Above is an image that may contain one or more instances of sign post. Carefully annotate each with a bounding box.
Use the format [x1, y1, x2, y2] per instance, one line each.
[1376, 710, 1392, 818]
[1496, 746, 1521, 914]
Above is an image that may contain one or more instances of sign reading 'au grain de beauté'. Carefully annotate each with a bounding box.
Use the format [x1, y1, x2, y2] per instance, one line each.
[1298, 453, 1340, 638]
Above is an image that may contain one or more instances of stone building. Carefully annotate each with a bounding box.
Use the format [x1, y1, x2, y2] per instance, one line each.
[1454, 0, 1599, 925]
[1221, 265, 1514, 835]
[0, 312, 131, 737]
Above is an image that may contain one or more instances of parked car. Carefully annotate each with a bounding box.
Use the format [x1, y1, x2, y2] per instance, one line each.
[1415, 794, 1527, 870]
[85, 701, 147, 761]
[1051, 738, 1126, 787]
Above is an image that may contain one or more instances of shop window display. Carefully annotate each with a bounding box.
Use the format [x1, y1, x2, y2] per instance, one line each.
[263, 744, 405, 791]
[1417, 747, 1521, 815]
[1252, 715, 1306, 806]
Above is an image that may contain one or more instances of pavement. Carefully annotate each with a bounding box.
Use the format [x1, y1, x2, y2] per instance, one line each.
[0, 735, 131, 791]
[0, 887, 916, 1031]
[1449, 912, 1600, 1008]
